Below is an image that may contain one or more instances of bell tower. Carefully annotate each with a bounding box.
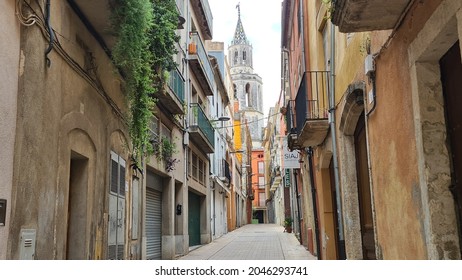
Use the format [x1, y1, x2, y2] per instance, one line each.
[228, 3, 264, 147]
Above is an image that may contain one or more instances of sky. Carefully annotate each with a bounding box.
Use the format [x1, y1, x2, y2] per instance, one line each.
[207, 0, 282, 115]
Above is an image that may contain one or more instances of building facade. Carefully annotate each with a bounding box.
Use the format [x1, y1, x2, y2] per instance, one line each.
[0, 0, 232, 260]
[278, 0, 462, 260]
[331, 0, 462, 259]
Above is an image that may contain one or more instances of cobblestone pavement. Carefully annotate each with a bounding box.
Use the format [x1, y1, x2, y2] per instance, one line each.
[178, 223, 317, 260]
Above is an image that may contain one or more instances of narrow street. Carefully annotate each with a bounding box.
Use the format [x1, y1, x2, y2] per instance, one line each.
[178, 224, 317, 260]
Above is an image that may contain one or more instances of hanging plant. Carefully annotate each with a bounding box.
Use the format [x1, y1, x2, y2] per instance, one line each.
[111, 0, 179, 166]
[150, 0, 180, 94]
[154, 136, 179, 172]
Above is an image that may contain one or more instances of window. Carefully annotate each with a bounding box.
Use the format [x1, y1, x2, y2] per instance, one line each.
[234, 51, 238, 65]
[150, 116, 159, 144]
[161, 123, 171, 141]
[190, 150, 206, 186]
[199, 158, 205, 184]
[243, 50, 246, 61]
[131, 176, 140, 239]
[192, 153, 198, 179]
[322, 25, 330, 70]
[258, 161, 264, 174]
[258, 176, 265, 189]
[108, 151, 126, 260]
[259, 192, 266, 207]
[297, 2, 302, 37]
[188, 148, 191, 176]
[245, 83, 251, 107]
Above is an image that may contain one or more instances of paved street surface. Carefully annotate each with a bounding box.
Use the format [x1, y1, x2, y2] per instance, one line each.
[178, 223, 317, 260]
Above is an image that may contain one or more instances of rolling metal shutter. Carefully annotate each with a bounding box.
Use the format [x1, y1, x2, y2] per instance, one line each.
[146, 187, 162, 260]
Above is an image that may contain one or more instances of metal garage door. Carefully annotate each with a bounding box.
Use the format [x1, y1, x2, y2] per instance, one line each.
[146, 187, 162, 260]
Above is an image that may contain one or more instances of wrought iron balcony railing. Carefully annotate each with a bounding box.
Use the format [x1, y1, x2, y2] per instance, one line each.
[295, 71, 330, 135]
[189, 103, 214, 152]
[287, 71, 330, 149]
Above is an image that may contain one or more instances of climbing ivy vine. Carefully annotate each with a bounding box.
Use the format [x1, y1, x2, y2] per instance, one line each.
[111, 0, 179, 166]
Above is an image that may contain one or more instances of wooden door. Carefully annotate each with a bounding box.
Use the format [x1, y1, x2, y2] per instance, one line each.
[188, 192, 201, 246]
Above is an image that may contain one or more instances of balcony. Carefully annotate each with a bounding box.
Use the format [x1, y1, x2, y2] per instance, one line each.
[190, 0, 213, 40]
[287, 71, 330, 150]
[156, 69, 185, 114]
[188, 33, 215, 96]
[270, 166, 282, 192]
[286, 100, 301, 150]
[189, 103, 215, 153]
[69, 0, 115, 51]
[331, 0, 412, 33]
[218, 159, 231, 186]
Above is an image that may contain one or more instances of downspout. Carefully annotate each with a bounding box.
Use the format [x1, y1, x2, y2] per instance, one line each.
[45, 0, 54, 67]
[183, 0, 191, 254]
[300, 0, 306, 73]
[308, 147, 321, 259]
[329, 21, 346, 259]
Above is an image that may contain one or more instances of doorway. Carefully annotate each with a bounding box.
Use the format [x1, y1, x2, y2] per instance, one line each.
[146, 170, 163, 259]
[67, 151, 88, 260]
[354, 114, 377, 260]
[440, 41, 462, 255]
[188, 191, 201, 246]
[328, 159, 340, 259]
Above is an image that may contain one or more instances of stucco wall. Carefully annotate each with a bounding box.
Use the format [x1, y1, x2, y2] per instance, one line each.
[0, 1, 20, 260]
[366, 0, 446, 259]
[8, 1, 128, 259]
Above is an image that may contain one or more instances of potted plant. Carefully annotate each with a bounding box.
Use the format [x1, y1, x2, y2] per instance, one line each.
[284, 217, 293, 233]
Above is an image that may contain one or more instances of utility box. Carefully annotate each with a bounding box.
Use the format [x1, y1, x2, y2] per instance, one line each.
[19, 229, 36, 260]
[365, 54, 374, 76]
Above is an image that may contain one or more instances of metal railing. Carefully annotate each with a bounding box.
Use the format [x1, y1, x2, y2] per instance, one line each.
[168, 69, 185, 104]
[294, 71, 330, 136]
[190, 103, 214, 147]
[189, 32, 215, 92]
[200, 0, 213, 36]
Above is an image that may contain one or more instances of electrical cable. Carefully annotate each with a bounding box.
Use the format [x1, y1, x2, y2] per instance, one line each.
[16, 0, 127, 123]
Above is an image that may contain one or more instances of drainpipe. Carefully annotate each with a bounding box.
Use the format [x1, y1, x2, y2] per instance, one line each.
[184, 0, 191, 254]
[308, 147, 321, 259]
[45, 0, 54, 67]
[329, 22, 346, 260]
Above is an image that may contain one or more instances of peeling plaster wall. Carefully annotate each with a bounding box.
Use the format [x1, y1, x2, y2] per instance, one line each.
[407, 0, 462, 259]
[0, 1, 20, 260]
[8, 1, 129, 259]
[366, 0, 460, 259]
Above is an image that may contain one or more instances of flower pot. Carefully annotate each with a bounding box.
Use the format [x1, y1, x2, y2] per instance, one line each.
[188, 43, 197, 54]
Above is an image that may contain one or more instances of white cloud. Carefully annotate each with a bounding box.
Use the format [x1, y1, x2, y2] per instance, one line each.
[208, 0, 282, 115]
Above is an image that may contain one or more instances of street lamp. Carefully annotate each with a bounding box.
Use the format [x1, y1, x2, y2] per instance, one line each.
[210, 116, 230, 123]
